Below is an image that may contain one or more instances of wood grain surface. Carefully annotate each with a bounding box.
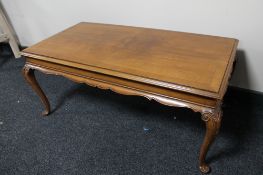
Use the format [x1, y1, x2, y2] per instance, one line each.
[22, 22, 238, 95]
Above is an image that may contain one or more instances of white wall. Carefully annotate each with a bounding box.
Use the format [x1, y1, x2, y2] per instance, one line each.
[2, 0, 263, 92]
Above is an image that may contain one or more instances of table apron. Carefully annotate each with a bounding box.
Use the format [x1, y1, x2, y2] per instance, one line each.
[25, 57, 219, 114]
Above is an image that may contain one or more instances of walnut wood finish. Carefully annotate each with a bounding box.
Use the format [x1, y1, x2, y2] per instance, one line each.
[21, 22, 238, 174]
[22, 66, 50, 116]
[199, 107, 222, 173]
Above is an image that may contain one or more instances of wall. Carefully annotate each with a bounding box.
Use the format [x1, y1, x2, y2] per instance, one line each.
[2, 0, 263, 92]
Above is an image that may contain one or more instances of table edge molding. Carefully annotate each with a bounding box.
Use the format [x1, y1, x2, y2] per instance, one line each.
[218, 40, 239, 99]
[24, 62, 217, 115]
[21, 52, 220, 99]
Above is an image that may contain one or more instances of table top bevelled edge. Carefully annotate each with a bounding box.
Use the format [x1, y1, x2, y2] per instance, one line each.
[21, 38, 238, 101]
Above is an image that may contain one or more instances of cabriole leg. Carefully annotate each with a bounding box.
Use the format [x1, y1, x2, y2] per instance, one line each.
[199, 111, 222, 173]
[22, 65, 51, 116]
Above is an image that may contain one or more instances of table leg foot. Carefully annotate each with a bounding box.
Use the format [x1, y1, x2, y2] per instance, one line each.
[199, 163, 210, 174]
[22, 66, 51, 116]
[199, 111, 222, 174]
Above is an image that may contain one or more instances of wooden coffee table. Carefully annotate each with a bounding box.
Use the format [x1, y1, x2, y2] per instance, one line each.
[21, 22, 238, 173]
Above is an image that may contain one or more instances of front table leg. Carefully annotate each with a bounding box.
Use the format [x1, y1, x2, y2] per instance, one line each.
[22, 66, 51, 116]
[199, 110, 222, 173]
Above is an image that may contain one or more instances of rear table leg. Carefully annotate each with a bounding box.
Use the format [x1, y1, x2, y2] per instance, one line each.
[22, 65, 51, 116]
[199, 111, 222, 173]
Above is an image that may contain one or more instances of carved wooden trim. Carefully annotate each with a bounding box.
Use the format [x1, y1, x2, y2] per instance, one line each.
[201, 100, 222, 122]
[24, 63, 215, 115]
[22, 52, 220, 99]
[201, 111, 222, 122]
[23, 63, 31, 72]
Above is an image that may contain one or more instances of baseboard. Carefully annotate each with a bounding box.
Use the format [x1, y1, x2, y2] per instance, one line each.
[228, 85, 263, 96]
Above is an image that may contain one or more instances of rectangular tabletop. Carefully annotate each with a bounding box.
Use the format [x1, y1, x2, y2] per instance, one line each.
[22, 22, 238, 98]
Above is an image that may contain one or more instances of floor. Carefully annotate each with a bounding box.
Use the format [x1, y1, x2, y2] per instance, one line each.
[0, 46, 262, 175]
